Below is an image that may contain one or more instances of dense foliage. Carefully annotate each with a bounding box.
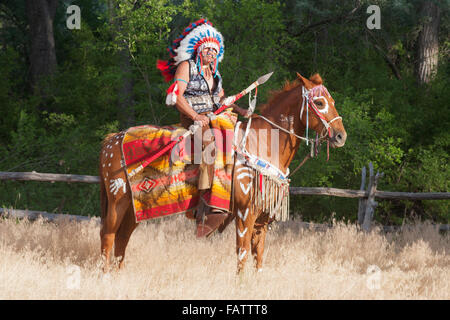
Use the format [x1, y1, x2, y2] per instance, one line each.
[0, 0, 448, 224]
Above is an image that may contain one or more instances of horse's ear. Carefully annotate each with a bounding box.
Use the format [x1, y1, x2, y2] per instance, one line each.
[309, 73, 323, 85]
[296, 72, 313, 89]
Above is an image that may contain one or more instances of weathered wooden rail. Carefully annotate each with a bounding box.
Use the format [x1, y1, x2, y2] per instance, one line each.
[1, 164, 449, 232]
[2, 171, 448, 200]
[0, 171, 100, 183]
[0, 207, 93, 222]
[289, 187, 450, 200]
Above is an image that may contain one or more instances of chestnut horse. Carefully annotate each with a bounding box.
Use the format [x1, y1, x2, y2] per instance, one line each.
[99, 72, 346, 272]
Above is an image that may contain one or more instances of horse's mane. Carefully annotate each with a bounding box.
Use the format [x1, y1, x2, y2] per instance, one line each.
[259, 80, 301, 113]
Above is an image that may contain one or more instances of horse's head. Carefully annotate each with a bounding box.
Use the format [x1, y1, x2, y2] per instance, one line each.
[296, 72, 347, 148]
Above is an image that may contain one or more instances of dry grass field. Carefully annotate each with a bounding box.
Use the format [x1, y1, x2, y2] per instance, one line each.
[0, 214, 448, 300]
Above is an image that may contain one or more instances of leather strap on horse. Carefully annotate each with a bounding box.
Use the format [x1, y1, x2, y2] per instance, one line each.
[288, 153, 311, 178]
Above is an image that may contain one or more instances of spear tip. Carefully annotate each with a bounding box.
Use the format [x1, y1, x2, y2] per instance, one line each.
[257, 71, 274, 85]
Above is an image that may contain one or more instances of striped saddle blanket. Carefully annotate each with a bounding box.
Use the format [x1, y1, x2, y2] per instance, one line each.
[121, 110, 237, 222]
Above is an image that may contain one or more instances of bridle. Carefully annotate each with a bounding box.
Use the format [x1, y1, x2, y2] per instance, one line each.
[300, 85, 342, 143]
[253, 84, 342, 145]
[247, 84, 343, 176]
[236, 82, 344, 180]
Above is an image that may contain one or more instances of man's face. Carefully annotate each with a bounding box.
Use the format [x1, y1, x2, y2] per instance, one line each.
[201, 46, 218, 64]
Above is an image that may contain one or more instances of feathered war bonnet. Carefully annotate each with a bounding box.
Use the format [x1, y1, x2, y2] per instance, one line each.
[157, 18, 225, 82]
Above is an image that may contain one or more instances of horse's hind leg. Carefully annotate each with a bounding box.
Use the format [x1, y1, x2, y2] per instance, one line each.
[101, 195, 130, 272]
[114, 206, 138, 269]
[251, 223, 268, 272]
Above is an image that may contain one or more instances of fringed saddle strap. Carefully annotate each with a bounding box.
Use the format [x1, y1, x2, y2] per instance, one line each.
[245, 165, 290, 222]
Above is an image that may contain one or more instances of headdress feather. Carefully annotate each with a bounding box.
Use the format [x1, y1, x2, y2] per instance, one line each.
[157, 19, 224, 82]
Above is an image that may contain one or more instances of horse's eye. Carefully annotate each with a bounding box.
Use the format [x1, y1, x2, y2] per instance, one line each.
[315, 101, 323, 106]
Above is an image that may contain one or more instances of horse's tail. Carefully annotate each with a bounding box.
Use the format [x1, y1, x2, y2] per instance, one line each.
[100, 170, 108, 224]
[99, 133, 116, 226]
[99, 160, 108, 232]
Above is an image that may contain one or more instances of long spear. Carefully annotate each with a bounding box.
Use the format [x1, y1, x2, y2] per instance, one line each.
[128, 72, 273, 178]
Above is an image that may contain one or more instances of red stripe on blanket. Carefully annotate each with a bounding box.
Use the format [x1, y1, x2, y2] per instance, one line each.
[202, 192, 230, 210]
[123, 136, 186, 166]
[135, 196, 199, 221]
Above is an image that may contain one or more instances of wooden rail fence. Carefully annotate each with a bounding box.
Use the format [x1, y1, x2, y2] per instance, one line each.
[1, 163, 449, 232]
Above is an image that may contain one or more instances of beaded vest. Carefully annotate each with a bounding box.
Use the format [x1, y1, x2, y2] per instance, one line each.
[183, 60, 223, 114]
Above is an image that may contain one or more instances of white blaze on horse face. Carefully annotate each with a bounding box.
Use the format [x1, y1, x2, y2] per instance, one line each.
[312, 96, 329, 114]
[237, 208, 249, 222]
[110, 178, 126, 195]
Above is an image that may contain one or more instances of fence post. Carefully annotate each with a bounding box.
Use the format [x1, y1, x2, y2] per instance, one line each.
[362, 162, 384, 232]
[357, 166, 367, 226]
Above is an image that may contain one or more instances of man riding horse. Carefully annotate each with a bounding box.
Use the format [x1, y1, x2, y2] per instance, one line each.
[157, 19, 248, 237]
[100, 19, 346, 271]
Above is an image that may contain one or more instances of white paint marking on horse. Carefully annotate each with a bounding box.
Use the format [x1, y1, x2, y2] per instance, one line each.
[237, 168, 253, 195]
[235, 158, 245, 168]
[110, 153, 113, 158]
[240, 181, 252, 195]
[313, 96, 329, 114]
[108, 163, 111, 167]
[238, 248, 247, 261]
[237, 172, 253, 181]
[236, 166, 250, 173]
[109, 178, 126, 195]
[102, 164, 105, 168]
[237, 208, 249, 222]
[115, 141, 119, 145]
[237, 227, 248, 238]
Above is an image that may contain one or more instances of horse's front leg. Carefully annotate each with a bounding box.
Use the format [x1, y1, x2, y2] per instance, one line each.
[235, 207, 256, 274]
[251, 222, 268, 272]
